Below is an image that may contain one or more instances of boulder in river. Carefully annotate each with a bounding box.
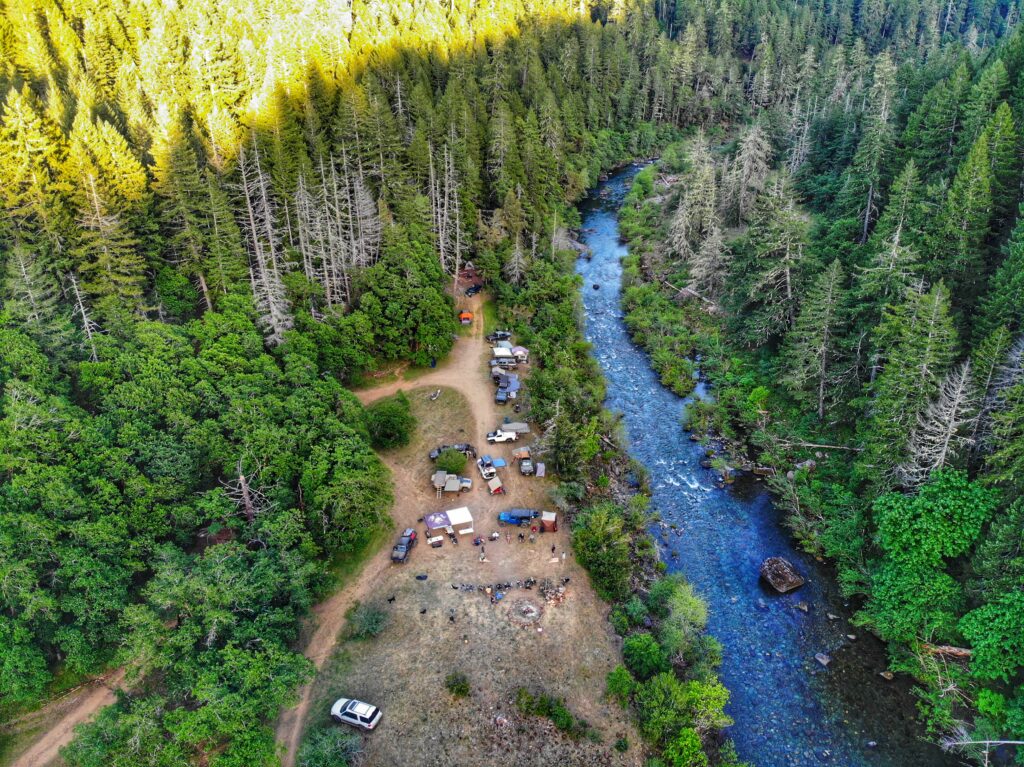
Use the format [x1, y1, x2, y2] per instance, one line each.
[760, 557, 806, 593]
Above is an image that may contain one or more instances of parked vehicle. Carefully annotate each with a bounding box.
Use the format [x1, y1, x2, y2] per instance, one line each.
[486, 429, 518, 443]
[489, 358, 519, 370]
[391, 528, 418, 563]
[464, 284, 482, 296]
[429, 443, 477, 460]
[477, 457, 497, 480]
[498, 508, 540, 525]
[487, 476, 505, 495]
[495, 389, 509, 405]
[486, 330, 513, 342]
[331, 698, 382, 730]
[520, 457, 535, 476]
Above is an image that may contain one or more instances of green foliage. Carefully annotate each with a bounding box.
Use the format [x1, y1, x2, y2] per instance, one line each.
[445, 671, 471, 698]
[297, 727, 362, 767]
[514, 688, 595, 740]
[365, 392, 416, 450]
[435, 449, 468, 474]
[572, 503, 632, 601]
[624, 633, 670, 681]
[346, 603, 389, 640]
[664, 727, 708, 767]
[606, 665, 635, 706]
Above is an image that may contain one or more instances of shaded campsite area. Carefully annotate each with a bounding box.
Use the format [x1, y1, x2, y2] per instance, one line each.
[301, 343, 641, 765]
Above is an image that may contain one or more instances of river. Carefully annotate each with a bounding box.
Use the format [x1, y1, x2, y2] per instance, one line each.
[575, 166, 961, 767]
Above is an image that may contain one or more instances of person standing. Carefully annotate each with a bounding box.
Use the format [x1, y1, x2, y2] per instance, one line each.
[551, 544, 556, 556]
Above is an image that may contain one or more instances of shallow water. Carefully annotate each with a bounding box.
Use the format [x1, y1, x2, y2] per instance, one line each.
[575, 166, 963, 767]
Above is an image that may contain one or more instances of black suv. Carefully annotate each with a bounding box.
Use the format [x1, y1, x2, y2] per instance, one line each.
[464, 284, 482, 296]
[391, 528, 418, 563]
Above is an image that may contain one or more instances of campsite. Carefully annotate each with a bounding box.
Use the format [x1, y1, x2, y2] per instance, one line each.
[298, 309, 640, 767]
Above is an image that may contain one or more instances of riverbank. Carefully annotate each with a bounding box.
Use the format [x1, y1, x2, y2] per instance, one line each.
[577, 164, 961, 766]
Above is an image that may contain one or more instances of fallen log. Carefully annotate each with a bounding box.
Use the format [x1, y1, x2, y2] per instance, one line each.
[923, 644, 973, 659]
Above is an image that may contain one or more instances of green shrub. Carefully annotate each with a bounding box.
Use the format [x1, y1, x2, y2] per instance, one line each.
[297, 727, 362, 767]
[365, 392, 415, 449]
[623, 632, 669, 681]
[514, 688, 594, 740]
[625, 595, 649, 626]
[435, 448, 467, 474]
[664, 727, 707, 767]
[445, 671, 470, 698]
[614, 737, 630, 753]
[572, 503, 631, 601]
[606, 665, 635, 706]
[610, 606, 631, 635]
[346, 602, 388, 639]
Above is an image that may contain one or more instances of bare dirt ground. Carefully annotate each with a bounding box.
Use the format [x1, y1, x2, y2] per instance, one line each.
[286, 304, 642, 767]
[2, 670, 122, 767]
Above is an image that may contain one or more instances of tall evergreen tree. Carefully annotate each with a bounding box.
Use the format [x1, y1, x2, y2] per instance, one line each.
[783, 259, 849, 419]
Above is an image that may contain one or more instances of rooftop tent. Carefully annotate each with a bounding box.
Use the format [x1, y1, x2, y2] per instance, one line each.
[541, 511, 558, 532]
[492, 348, 513, 358]
[487, 477, 505, 495]
[459, 311, 474, 324]
[511, 346, 529, 361]
[495, 340, 514, 349]
[431, 470, 448, 488]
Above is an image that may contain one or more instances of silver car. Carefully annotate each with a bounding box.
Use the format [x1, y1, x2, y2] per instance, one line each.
[331, 697, 382, 731]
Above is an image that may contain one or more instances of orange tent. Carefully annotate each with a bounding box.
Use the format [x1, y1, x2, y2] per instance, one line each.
[458, 311, 474, 324]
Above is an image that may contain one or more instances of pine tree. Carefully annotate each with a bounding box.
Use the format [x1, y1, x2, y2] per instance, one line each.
[906, 63, 971, 179]
[970, 324, 1014, 450]
[859, 282, 958, 488]
[954, 59, 1008, 164]
[978, 209, 1024, 337]
[689, 224, 728, 299]
[835, 52, 897, 243]
[0, 86, 72, 263]
[2, 244, 70, 350]
[855, 224, 920, 326]
[724, 124, 772, 225]
[738, 178, 810, 341]
[72, 173, 146, 321]
[237, 137, 293, 345]
[783, 259, 849, 420]
[982, 102, 1020, 226]
[897, 360, 978, 487]
[927, 132, 992, 311]
[985, 379, 1024, 498]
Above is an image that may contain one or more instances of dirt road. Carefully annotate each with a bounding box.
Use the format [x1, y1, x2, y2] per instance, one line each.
[7, 670, 123, 767]
[275, 298, 495, 767]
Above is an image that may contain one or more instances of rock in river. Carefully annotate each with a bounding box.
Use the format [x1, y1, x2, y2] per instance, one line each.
[760, 557, 806, 593]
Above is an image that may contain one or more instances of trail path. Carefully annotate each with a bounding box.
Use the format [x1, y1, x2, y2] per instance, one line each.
[8, 669, 124, 767]
[275, 295, 491, 767]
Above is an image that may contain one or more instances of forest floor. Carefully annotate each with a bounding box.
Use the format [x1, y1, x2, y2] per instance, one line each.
[278, 300, 642, 767]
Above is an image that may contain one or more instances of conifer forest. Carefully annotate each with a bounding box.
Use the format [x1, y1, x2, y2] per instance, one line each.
[2, 0, 1024, 765]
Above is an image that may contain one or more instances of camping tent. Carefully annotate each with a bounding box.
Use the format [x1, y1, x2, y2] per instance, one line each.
[541, 511, 558, 532]
[495, 340, 513, 350]
[425, 506, 475, 534]
[492, 348, 513, 359]
[511, 346, 529, 362]
[459, 311, 474, 325]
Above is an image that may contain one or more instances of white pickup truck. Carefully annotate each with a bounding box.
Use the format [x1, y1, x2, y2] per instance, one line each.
[486, 429, 518, 444]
